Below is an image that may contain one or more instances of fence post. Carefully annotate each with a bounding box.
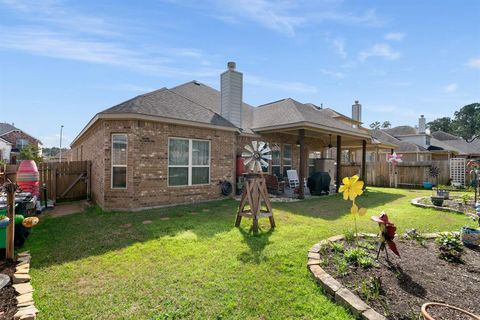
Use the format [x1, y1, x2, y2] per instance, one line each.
[52, 166, 57, 204]
[86, 161, 91, 201]
[5, 182, 16, 260]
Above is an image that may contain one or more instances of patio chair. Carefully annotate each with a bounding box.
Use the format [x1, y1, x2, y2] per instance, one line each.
[265, 174, 285, 195]
[286, 170, 300, 189]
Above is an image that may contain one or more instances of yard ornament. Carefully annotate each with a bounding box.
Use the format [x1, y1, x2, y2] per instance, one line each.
[387, 152, 402, 188]
[236, 141, 275, 233]
[339, 175, 367, 239]
[371, 212, 400, 260]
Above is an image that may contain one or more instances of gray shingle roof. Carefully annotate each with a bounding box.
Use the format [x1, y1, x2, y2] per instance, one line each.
[171, 81, 255, 133]
[396, 141, 428, 152]
[437, 139, 480, 155]
[252, 98, 369, 137]
[100, 87, 237, 129]
[371, 129, 401, 146]
[384, 126, 418, 136]
[431, 131, 461, 141]
[0, 123, 18, 136]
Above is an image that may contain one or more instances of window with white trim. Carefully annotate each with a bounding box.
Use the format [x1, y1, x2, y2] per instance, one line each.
[168, 138, 210, 186]
[271, 143, 281, 177]
[282, 144, 292, 177]
[111, 134, 127, 189]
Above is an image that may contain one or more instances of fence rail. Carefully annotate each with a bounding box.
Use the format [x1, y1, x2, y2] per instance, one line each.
[1, 161, 91, 202]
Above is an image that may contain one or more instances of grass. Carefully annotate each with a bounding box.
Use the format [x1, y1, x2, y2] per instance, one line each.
[23, 187, 473, 319]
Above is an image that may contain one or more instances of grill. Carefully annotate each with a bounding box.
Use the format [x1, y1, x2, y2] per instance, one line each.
[307, 172, 331, 196]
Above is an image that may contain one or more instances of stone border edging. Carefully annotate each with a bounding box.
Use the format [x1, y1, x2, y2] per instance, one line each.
[411, 197, 465, 214]
[12, 251, 38, 320]
[307, 232, 456, 320]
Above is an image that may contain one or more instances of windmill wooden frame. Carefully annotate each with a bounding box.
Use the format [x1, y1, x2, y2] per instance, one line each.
[235, 173, 275, 233]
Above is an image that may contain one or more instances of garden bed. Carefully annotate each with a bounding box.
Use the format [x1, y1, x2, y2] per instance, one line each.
[412, 195, 476, 214]
[0, 257, 17, 319]
[313, 234, 480, 319]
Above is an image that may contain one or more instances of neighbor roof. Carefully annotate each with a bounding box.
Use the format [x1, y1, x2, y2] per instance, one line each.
[396, 141, 429, 152]
[437, 139, 480, 156]
[100, 87, 237, 129]
[0, 123, 18, 136]
[384, 125, 418, 136]
[371, 129, 401, 147]
[431, 131, 461, 141]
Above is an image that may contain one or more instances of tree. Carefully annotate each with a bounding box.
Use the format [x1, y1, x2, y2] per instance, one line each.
[369, 121, 381, 129]
[381, 121, 391, 128]
[454, 103, 480, 142]
[427, 117, 455, 134]
[19, 145, 42, 163]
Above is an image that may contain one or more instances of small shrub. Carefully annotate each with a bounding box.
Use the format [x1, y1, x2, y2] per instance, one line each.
[329, 241, 344, 253]
[320, 257, 329, 267]
[358, 240, 376, 250]
[404, 229, 426, 247]
[358, 256, 374, 268]
[461, 193, 472, 205]
[344, 247, 368, 265]
[343, 230, 356, 243]
[435, 233, 463, 263]
[333, 256, 349, 277]
[360, 276, 383, 303]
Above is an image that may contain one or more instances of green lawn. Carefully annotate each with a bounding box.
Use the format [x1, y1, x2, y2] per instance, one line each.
[24, 187, 471, 319]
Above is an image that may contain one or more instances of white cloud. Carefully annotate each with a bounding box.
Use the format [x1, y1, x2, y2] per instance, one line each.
[359, 44, 402, 61]
[385, 32, 405, 41]
[467, 58, 480, 69]
[320, 69, 345, 79]
[444, 83, 458, 93]
[332, 38, 346, 58]
[245, 74, 318, 94]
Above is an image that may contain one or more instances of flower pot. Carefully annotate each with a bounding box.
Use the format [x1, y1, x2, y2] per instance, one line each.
[423, 181, 433, 190]
[461, 227, 480, 247]
[421, 302, 479, 320]
[430, 196, 444, 207]
[436, 190, 449, 199]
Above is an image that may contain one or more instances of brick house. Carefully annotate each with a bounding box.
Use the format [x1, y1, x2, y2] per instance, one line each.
[0, 123, 43, 164]
[71, 62, 382, 210]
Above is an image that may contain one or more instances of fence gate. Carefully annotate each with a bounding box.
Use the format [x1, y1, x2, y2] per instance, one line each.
[450, 158, 465, 186]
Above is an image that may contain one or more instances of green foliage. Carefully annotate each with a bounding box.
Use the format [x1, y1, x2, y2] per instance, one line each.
[428, 103, 480, 142]
[461, 193, 472, 205]
[359, 276, 383, 303]
[435, 233, 463, 263]
[427, 117, 455, 133]
[343, 230, 356, 243]
[404, 230, 426, 247]
[0, 215, 7, 220]
[369, 121, 381, 129]
[333, 256, 349, 277]
[358, 256, 374, 268]
[329, 241, 345, 253]
[19, 145, 42, 163]
[358, 241, 376, 250]
[344, 247, 369, 266]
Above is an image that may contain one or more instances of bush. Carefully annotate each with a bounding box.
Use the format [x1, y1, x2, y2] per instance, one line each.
[343, 230, 355, 243]
[358, 256, 374, 268]
[344, 247, 369, 266]
[360, 276, 383, 303]
[329, 241, 344, 253]
[333, 256, 349, 277]
[435, 233, 463, 263]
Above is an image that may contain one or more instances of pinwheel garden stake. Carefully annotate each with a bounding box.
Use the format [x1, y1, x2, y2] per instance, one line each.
[371, 212, 400, 261]
[339, 175, 367, 239]
[235, 141, 275, 233]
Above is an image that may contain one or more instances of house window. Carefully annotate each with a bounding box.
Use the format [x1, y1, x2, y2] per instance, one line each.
[16, 139, 29, 149]
[111, 134, 127, 189]
[282, 144, 292, 177]
[168, 138, 210, 186]
[341, 150, 350, 163]
[271, 143, 281, 177]
[368, 152, 376, 162]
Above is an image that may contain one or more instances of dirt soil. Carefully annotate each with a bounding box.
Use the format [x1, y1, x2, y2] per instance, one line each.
[322, 239, 480, 320]
[0, 256, 17, 320]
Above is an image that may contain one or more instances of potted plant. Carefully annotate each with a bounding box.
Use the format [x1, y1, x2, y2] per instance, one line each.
[429, 166, 444, 206]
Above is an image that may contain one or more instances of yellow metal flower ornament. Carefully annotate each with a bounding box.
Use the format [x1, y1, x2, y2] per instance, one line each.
[339, 175, 364, 201]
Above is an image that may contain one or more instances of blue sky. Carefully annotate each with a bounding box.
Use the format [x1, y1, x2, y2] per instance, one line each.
[0, 0, 479, 147]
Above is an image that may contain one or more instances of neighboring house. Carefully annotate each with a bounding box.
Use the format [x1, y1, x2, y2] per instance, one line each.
[71, 62, 383, 210]
[0, 123, 43, 164]
[0, 137, 12, 163]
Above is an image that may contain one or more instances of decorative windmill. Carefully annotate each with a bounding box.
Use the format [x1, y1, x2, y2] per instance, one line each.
[371, 212, 400, 261]
[387, 152, 403, 188]
[235, 141, 275, 233]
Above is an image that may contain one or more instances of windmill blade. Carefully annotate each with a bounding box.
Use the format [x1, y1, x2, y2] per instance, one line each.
[252, 141, 258, 151]
[244, 157, 254, 166]
[244, 144, 254, 154]
[258, 141, 266, 152]
[260, 159, 269, 168]
[260, 146, 271, 154]
[242, 151, 253, 158]
[262, 154, 272, 160]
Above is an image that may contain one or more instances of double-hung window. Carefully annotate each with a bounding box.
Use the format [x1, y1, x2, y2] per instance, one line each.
[168, 138, 210, 186]
[111, 134, 127, 188]
[282, 144, 292, 177]
[271, 143, 281, 177]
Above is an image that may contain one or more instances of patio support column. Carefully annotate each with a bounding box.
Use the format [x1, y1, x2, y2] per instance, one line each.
[361, 139, 367, 186]
[335, 135, 342, 192]
[298, 129, 305, 199]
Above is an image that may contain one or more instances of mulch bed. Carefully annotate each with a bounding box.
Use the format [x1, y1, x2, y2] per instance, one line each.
[0, 254, 17, 320]
[418, 196, 476, 213]
[322, 238, 480, 319]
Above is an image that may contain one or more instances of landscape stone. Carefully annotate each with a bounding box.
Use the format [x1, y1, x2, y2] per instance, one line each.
[13, 274, 31, 284]
[327, 235, 344, 242]
[13, 283, 34, 295]
[17, 293, 33, 304]
[17, 260, 29, 267]
[14, 306, 38, 320]
[308, 243, 321, 253]
[362, 308, 387, 320]
[318, 274, 342, 297]
[307, 252, 320, 260]
[19, 314, 36, 320]
[335, 287, 369, 317]
[15, 268, 30, 274]
[307, 259, 320, 266]
[17, 300, 35, 308]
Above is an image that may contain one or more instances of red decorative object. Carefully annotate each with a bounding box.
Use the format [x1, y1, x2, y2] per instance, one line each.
[236, 156, 245, 177]
[371, 211, 400, 259]
[16, 160, 40, 196]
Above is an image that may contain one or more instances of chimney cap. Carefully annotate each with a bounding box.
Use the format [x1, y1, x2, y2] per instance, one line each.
[227, 61, 236, 70]
[354, 100, 359, 104]
[420, 115, 424, 118]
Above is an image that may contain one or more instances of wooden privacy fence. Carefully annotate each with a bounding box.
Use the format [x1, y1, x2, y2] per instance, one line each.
[342, 160, 451, 188]
[1, 161, 91, 202]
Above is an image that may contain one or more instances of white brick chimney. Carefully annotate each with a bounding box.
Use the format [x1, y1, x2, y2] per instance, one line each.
[352, 100, 362, 122]
[418, 115, 426, 134]
[220, 61, 242, 128]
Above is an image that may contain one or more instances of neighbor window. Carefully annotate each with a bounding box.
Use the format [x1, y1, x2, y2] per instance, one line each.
[16, 139, 29, 149]
[168, 138, 210, 186]
[111, 134, 127, 188]
[271, 143, 281, 177]
[282, 144, 292, 177]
